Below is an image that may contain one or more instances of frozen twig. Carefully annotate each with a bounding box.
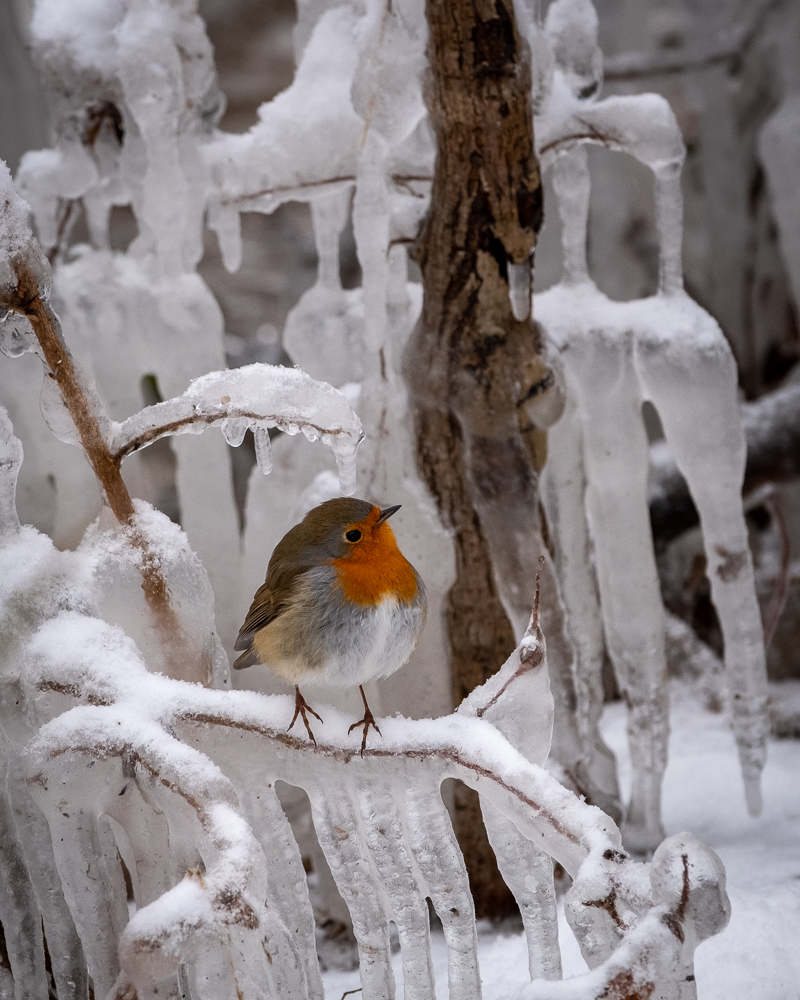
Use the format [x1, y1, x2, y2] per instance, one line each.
[24, 610, 731, 998]
[0, 169, 192, 672]
[108, 365, 362, 495]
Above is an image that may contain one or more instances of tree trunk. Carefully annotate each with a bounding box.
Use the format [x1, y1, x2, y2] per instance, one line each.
[407, 0, 557, 917]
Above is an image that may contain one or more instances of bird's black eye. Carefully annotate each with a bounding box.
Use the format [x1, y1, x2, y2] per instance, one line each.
[345, 529, 362, 543]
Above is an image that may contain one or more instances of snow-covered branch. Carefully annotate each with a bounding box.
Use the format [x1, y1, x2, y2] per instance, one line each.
[22, 607, 730, 999]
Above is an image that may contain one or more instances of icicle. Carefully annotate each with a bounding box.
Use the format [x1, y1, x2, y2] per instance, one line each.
[254, 426, 272, 475]
[635, 296, 769, 817]
[654, 161, 684, 296]
[332, 435, 360, 497]
[353, 131, 391, 352]
[220, 417, 248, 448]
[357, 784, 436, 1000]
[481, 804, 562, 981]
[551, 146, 590, 284]
[759, 95, 800, 309]
[402, 783, 481, 1000]
[208, 201, 243, 275]
[0, 786, 49, 1000]
[508, 259, 533, 321]
[3, 751, 89, 1000]
[307, 782, 395, 1000]
[30, 754, 130, 998]
[540, 398, 621, 821]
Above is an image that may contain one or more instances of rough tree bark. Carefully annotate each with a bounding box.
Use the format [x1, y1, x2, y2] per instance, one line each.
[406, 0, 559, 916]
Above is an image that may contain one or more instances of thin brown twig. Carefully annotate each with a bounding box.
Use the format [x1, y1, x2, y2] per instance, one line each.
[222, 175, 356, 207]
[475, 556, 546, 719]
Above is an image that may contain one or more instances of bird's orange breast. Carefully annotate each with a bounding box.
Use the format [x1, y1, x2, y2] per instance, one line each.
[331, 519, 419, 607]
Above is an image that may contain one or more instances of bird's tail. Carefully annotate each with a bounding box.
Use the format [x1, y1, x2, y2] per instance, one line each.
[232, 643, 260, 669]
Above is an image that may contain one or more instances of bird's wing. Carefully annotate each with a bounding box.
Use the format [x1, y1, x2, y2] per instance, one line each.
[234, 583, 277, 649]
[234, 563, 307, 650]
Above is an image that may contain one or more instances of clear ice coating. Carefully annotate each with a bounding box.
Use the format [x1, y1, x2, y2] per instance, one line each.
[536, 0, 769, 841]
[0, 0, 764, 992]
[17, 596, 727, 1000]
[5, 0, 768, 847]
[0, 391, 731, 997]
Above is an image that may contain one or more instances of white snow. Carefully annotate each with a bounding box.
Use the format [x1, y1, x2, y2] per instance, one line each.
[319, 679, 800, 999]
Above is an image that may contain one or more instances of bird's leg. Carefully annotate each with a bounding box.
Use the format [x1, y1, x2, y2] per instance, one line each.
[348, 684, 382, 756]
[289, 686, 323, 745]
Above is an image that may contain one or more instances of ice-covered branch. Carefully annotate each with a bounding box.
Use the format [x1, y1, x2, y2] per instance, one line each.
[0, 161, 189, 641]
[23, 608, 730, 998]
[109, 365, 362, 495]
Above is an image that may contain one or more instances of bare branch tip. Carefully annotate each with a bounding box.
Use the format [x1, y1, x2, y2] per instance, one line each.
[532, 554, 545, 629]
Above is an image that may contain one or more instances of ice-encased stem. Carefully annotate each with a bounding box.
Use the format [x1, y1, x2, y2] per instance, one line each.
[551, 146, 590, 284]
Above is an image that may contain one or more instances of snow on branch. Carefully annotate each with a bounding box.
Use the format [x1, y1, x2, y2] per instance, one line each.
[22, 609, 730, 1000]
[109, 365, 362, 495]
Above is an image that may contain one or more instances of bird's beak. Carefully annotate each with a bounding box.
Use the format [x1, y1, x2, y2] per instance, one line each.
[377, 504, 401, 524]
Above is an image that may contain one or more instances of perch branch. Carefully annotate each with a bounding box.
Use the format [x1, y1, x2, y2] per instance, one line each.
[107, 365, 362, 494]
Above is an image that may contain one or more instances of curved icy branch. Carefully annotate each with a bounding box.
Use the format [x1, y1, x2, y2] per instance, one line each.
[108, 364, 363, 495]
[27, 613, 614, 874]
[25, 610, 731, 998]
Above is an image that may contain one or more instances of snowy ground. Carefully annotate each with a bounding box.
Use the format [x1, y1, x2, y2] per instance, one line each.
[321, 679, 800, 999]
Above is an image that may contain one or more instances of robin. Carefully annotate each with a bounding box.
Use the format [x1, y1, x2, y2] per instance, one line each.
[233, 497, 426, 752]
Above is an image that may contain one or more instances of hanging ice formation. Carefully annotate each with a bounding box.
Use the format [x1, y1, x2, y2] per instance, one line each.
[0, 3, 736, 989]
[6, 0, 764, 874]
[0, 392, 730, 996]
[12, 0, 244, 646]
[201, 0, 767, 851]
[533, 0, 770, 848]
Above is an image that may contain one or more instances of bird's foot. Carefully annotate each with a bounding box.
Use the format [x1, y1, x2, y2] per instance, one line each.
[289, 687, 323, 745]
[348, 706, 382, 756]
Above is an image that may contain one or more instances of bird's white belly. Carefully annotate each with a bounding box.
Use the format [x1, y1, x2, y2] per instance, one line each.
[308, 596, 420, 688]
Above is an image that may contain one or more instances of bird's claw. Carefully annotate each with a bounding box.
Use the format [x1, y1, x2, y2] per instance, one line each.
[348, 708, 382, 756]
[288, 688, 323, 745]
